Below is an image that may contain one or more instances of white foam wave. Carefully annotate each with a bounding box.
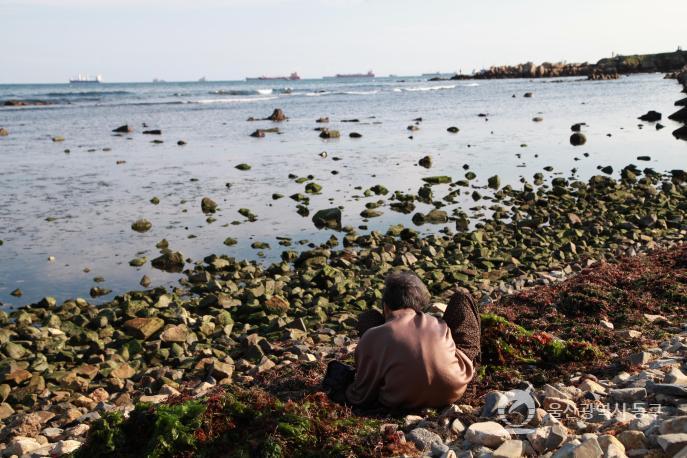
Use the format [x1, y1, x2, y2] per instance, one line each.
[195, 96, 279, 104]
[393, 84, 457, 92]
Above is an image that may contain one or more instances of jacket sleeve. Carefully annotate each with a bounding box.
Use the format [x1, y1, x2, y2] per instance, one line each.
[345, 333, 383, 406]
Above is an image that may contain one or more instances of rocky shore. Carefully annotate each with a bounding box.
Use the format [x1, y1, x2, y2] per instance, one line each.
[3, 158, 687, 456]
[442, 50, 687, 82]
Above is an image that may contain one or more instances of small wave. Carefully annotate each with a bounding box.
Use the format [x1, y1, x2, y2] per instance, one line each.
[44, 90, 132, 97]
[209, 88, 275, 96]
[393, 84, 457, 92]
[195, 96, 279, 104]
[340, 90, 380, 95]
[463, 83, 480, 87]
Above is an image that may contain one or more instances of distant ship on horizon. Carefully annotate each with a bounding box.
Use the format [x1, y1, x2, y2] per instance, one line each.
[246, 72, 300, 81]
[69, 74, 102, 84]
[323, 70, 375, 79]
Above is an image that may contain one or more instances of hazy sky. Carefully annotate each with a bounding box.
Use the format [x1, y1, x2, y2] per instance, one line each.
[1, 0, 685, 83]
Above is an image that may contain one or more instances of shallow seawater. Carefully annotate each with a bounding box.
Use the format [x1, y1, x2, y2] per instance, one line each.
[0, 74, 685, 308]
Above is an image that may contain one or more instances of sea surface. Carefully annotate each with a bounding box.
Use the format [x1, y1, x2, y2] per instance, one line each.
[0, 74, 685, 308]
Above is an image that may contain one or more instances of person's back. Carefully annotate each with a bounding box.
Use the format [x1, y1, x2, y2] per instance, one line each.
[346, 307, 473, 408]
[342, 271, 479, 409]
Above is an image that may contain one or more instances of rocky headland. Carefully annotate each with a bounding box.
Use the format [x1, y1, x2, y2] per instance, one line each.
[442, 50, 687, 82]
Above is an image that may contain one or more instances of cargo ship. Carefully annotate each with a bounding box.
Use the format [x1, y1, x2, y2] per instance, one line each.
[69, 74, 102, 84]
[323, 70, 375, 79]
[246, 72, 300, 81]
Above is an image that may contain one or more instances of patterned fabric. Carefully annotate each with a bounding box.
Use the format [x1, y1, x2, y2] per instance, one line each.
[442, 290, 482, 363]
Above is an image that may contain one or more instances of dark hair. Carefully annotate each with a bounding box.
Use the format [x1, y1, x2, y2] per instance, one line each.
[382, 271, 430, 313]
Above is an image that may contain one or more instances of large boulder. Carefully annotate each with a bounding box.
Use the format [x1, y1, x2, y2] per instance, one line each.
[151, 250, 185, 272]
[312, 208, 342, 230]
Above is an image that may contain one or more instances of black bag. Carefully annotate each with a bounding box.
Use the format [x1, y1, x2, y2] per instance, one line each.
[322, 360, 355, 404]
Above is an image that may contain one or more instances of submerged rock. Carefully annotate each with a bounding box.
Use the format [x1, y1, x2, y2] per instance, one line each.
[418, 156, 432, 168]
[112, 124, 132, 133]
[131, 219, 152, 233]
[638, 110, 662, 122]
[319, 129, 340, 139]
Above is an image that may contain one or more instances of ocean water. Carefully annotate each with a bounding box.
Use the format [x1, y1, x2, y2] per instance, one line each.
[0, 74, 685, 308]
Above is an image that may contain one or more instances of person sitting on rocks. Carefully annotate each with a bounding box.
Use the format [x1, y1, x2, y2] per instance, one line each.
[336, 271, 480, 409]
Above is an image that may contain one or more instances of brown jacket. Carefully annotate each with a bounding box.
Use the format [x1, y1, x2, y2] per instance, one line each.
[346, 308, 474, 409]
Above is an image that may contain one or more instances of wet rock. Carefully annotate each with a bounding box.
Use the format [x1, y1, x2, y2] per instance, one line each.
[305, 182, 322, 194]
[669, 107, 687, 123]
[532, 116, 543, 122]
[90, 287, 111, 298]
[267, 108, 287, 121]
[139, 275, 151, 287]
[570, 133, 587, 146]
[10, 288, 22, 297]
[201, 197, 218, 214]
[235, 163, 251, 171]
[112, 124, 132, 133]
[131, 219, 152, 233]
[177, 140, 186, 145]
[673, 125, 687, 140]
[129, 257, 147, 267]
[151, 250, 185, 272]
[250, 129, 265, 138]
[312, 208, 342, 230]
[316, 117, 329, 123]
[447, 126, 460, 133]
[349, 132, 362, 138]
[422, 176, 452, 185]
[319, 129, 341, 139]
[638, 111, 662, 122]
[52, 135, 65, 142]
[142, 129, 162, 135]
[488, 175, 500, 189]
[419, 156, 432, 168]
[524, 92, 533, 97]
